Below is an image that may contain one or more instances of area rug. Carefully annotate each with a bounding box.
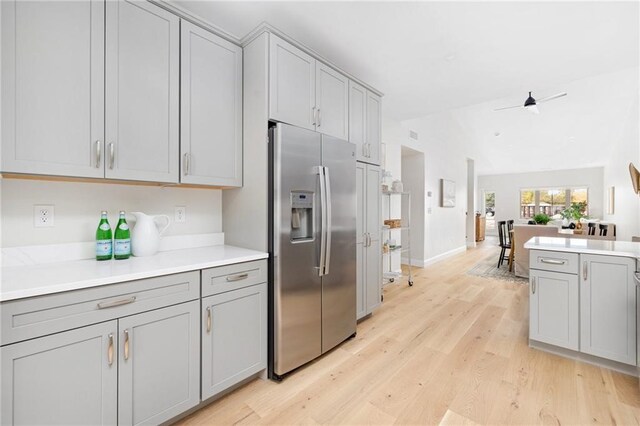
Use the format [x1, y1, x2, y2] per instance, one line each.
[467, 255, 528, 284]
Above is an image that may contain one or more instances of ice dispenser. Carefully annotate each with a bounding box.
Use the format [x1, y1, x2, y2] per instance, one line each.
[290, 191, 313, 241]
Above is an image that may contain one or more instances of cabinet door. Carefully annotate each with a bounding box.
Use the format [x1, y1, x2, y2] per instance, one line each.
[356, 163, 367, 320]
[366, 165, 381, 238]
[118, 301, 200, 425]
[580, 254, 636, 365]
[269, 34, 316, 130]
[356, 242, 367, 320]
[349, 81, 367, 162]
[529, 269, 579, 350]
[366, 239, 382, 313]
[365, 91, 382, 165]
[181, 21, 242, 187]
[1, 0, 104, 177]
[202, 283, 268, 400]
[315, 62, 349, 140]
[105, 0, 179, 183]
[1, 321, 117, 425]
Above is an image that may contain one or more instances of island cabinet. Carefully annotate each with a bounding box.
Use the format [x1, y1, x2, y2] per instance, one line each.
[529, 248, 638, 369]
[1, 272, 201, 426]
[580, 254, 637, 365]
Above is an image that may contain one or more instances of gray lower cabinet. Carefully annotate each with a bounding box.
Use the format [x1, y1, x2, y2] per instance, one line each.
[118, 300, 200, 425]
[1, 321, 118, 425]
[529, 269, 579, 351]
[201, 283, 267, 400]
[580, 254, 637, 365]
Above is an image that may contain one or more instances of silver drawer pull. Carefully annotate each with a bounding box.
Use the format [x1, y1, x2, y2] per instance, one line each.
[97, 296, 136, 309]
[540, 258, 566, 265]
[123, 329, 130, 360]
[226, 273, 249, 282]
[531, 277, 536, 294]
[206, 307, 212, 333]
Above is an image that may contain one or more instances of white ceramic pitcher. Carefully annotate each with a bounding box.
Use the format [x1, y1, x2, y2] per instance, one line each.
[130, 212, 170, 257]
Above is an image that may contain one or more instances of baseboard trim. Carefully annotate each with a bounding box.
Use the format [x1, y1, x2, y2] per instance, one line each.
[422, 245, 467, 267]
[400, 257, 426, 268]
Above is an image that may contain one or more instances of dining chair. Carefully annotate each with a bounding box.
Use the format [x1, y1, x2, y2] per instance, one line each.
[497, 221, 511, 268]
[507, 220, 514, 245]
[587, 223, 596, 236]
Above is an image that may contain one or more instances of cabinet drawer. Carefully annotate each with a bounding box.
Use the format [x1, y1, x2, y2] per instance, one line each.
[201, 260, 267, 297]
[530, 250, 579, 275]
[1, 271, 199, 346]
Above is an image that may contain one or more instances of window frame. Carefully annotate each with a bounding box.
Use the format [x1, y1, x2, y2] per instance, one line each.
[519, 186, 589, 219]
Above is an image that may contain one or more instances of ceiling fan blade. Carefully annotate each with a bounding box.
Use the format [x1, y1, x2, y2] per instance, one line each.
[537, 92, 567, 103]
[493, 104, 522, 111]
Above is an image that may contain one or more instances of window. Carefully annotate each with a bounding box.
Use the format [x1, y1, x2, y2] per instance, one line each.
[520, 188, 589, 219]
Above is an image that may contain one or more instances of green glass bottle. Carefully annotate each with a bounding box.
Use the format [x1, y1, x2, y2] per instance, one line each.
[96, 211, 113, 261]
[114, 211, 131, 260]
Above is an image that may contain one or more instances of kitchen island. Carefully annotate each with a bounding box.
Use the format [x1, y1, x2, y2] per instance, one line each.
[524, 236, 640, 376]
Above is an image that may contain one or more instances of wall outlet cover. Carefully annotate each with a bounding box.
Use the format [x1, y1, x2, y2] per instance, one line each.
[175, 206, 186, 223]
[34, 205, 55, 227]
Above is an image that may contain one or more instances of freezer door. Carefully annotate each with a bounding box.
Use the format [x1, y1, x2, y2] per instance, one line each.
[321, 136, 357, 353]
[272, 123, 324, 376]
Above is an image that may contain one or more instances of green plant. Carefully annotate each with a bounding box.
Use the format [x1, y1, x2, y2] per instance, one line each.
[533, 213, 551, 225]
[561, 202, 588, 221]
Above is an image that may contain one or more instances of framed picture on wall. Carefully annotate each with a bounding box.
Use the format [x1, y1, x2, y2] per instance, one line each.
[441, 179, 456, 207]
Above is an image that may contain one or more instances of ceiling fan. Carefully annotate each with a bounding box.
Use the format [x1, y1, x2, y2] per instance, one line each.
[494, 91, 567, 114]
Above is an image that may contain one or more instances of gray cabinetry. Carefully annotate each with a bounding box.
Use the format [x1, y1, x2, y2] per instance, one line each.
[315, 62, 349, 140]
[105, 0, 180, 183]
[356, 163, 382, 319]
[529, 268, 579, 350]
[1, 321, 118, 425]
[180, 21, 243, 187]
[118, 301, 200, 425]
[349, 82, 381, 165]
[1, 0, 105, 178]
[365, 91, 382, 165]
[580, 254, 637, 365]
[201, 283, 268, 400]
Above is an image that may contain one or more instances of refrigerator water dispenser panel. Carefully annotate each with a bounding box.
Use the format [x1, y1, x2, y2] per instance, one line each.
[291, 191, 314, 241]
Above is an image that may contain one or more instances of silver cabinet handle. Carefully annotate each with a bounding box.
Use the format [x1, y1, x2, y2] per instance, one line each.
[226, 273, 249, 282]
[108, 142, 115, 169]
[312, 106, 317, 126]
[367, 143, 371, 158]
[95, 140, 102, 168]
[583, 261, 588, 281]
[97, 296, 136, 309]
[532, 277, 536, 294]
[206, 307, 212, 333]
[367, 233, 371, 247]
[317, 108, 321, 127]
[107, 333, 114, 366]
[123, 329, 130, 361]
[183, 153, 190, 175]
[540, 258, 566, 265]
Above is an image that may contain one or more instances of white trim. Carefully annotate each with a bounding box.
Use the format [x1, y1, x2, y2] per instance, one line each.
[401, 257, 426, 268]
[422, 245, 467, 267]
[466, 241, 477, 248]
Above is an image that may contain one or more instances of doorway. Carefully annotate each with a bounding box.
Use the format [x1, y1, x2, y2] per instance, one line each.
[483, 190, 496, 235]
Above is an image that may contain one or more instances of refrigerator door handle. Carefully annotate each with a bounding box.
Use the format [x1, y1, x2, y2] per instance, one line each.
[323, 166, 332, 275]
[317, 165, 327, 276]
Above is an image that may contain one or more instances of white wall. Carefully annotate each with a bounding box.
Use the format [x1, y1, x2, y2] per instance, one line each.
[0, 179, 222, 247]
[401, 149, 425, 264]
[477, 167, 604, 231]
[602, 94, 640, 241]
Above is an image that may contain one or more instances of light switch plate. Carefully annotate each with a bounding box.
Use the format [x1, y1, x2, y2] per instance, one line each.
[34, 205, 55, 227]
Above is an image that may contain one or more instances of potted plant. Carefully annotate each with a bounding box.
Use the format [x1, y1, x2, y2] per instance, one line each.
[561, 202, 587, 223]
[533, 213, 551, 225]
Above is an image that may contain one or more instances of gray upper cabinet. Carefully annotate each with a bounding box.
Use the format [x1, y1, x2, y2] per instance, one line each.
[1, 321, 118, 426]
[201, 283, 267, 400]
[580, 254, 637, 365]
[269, 34, 316, 131]
[349, 81, 367, 162]
[118, 301, 200, 425]
[105, 0, 180, 183]
[365, 91, 382, 165]
[180, 21, 243, 187]
[1, 0, 105, 178]
[315, 62, 349, 140]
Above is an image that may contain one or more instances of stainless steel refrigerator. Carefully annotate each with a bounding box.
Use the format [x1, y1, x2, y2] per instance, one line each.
[268, 122, 357, 379]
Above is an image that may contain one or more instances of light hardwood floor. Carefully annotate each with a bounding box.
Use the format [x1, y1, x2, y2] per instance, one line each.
[178, 240, 640, 425]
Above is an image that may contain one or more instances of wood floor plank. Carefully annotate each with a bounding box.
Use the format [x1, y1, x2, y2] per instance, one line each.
[176, 239, 640, 426]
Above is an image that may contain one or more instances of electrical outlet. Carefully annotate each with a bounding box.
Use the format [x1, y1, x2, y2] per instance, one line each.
[34, 205, 55, 227]
[175, 206, 186, 223]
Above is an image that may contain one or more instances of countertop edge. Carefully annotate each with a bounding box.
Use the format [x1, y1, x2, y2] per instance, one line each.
[524, 238, 640, 260]
[1, 249, 269, 303]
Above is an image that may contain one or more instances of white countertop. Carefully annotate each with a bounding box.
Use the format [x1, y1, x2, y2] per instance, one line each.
[524, 237, 640, 260]
[0, 245, 268, 302]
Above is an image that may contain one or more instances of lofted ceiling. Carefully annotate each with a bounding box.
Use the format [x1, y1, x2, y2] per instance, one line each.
[173, 1, 639, 122]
